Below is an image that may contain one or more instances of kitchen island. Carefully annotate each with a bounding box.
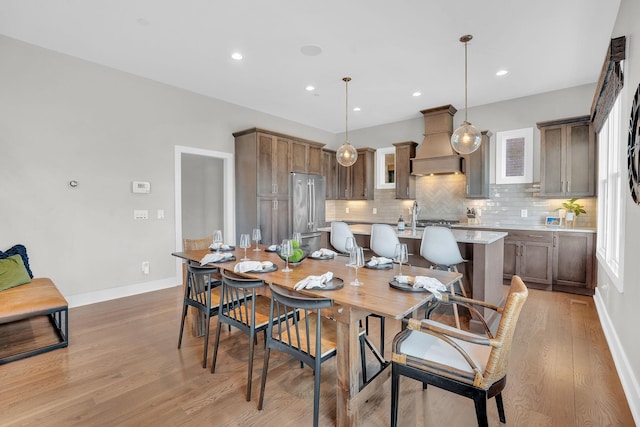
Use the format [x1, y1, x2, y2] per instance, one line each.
[320, 223, 508, 332]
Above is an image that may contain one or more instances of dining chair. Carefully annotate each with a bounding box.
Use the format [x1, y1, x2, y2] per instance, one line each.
[258, 284, 337, 427]
[329, 221, 354, 253]
[390, 275, 528, 427]
[182, 237, 218, 337]
[420, 226, 467, 328]
[211, 270, 289, 401]
[177, 264, 222, 368]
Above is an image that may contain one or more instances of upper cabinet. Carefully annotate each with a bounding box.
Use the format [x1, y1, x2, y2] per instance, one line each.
[538, 116, 596, 197]
[464, 131, 492, 199]
[393, 141, 418, 199]
[291, 139, 324, 175]
[322, 149, 338, 200]
[336, 147, 375, 200]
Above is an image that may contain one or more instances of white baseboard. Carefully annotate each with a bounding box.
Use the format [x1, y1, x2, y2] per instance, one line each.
[65, 276, 181, 308]
[593, 288, 640, 425]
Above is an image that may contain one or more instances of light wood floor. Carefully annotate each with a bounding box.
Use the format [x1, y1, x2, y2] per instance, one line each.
[0, 285, 635, 426]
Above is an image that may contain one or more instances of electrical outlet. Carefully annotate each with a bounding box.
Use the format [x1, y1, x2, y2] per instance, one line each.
[372, 208, 377, 214]
[520, 209, 528, 218]
[141, 261, 150, 275]
[134, 209, 148, 220]
[345, 207, 350, 214]
[157, 209, 165, 219]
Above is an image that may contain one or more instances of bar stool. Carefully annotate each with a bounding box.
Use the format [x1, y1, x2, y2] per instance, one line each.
[420, 226, 467, 329]
[330, 221, 354, 253]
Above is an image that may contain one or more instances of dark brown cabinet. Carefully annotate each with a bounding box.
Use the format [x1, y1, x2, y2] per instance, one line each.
[234, 128, 325, 245]
[336, 148, 375, 200]
[464, 131, 492, 199]
[322, 149, 338, 200]
[503, 230, 553, 290]
[552, 231, 595, 294]
[538, 116, 596, 197]
[393, 141, 418, 199]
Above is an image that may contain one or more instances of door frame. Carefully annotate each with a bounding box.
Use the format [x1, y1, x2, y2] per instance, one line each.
[174, 145, 235, 279]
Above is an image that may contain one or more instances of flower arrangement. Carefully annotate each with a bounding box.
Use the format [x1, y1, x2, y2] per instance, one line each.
[558, 198, 587, 217]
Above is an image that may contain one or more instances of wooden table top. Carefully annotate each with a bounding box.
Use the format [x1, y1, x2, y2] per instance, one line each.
[173, 245, 461, 320]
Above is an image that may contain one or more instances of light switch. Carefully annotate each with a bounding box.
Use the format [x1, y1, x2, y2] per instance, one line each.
[134, 209, 149, 220]
[157, 209, 165, 220]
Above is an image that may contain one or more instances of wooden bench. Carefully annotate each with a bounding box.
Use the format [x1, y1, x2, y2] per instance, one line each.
[0, 277, 69, 364]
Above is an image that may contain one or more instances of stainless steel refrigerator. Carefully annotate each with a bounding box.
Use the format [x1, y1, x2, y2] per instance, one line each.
[290, 172, 326, 252]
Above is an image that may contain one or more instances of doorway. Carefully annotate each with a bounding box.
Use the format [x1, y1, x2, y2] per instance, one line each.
[174, 145, 234, 279]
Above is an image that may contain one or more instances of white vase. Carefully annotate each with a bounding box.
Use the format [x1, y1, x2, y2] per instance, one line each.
[565, 212, 575, 228]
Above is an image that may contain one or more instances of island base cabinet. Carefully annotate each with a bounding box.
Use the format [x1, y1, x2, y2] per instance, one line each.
[552, 232, 595, 295]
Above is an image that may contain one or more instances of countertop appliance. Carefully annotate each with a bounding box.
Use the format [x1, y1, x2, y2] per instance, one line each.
[290, 172, 326, 251]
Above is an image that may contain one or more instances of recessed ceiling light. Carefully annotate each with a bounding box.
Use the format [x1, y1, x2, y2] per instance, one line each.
[231, 52, 243, 61]
[412, 91, 422, 97]
[136, 18, 149, 26]
[305, 85, 315, 91]
[496, 69, 508, 76]
[353, 107, 361, 112]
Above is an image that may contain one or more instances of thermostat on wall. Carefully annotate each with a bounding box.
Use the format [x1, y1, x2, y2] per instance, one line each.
[132, 181, 151, 194]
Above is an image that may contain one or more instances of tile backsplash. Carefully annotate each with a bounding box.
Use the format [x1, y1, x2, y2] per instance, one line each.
[326, 175, 596, 228]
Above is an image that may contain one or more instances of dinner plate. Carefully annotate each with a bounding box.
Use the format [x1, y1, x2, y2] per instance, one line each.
[210, 246, 235, 252]
[300, 277, 343, 290]
[364, 262, 393, 270]
[389, 277, 429, 292]
[209, 255, 236, 264]
[308, 254, 335, 260]
[264, 246, 279, 253]
[248, 264, 278, 273]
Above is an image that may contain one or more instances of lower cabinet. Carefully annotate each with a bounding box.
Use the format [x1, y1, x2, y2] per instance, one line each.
[258, 198, 290, 246]
[552, 231, 595, 295]
[503, 230, 553, 290]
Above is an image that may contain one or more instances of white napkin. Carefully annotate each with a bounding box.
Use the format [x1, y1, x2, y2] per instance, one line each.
[395, 275, 410, 284]
[367, 256, 393, 266]
[200, 252, 233, 265]
[267, 244, 278, 251]
[311, 248, 337, 258]
[209, 243, 232, 251]
[294, 271, 334, 290]
[233, 261, 274, 273]
[412, 276, 448, 299]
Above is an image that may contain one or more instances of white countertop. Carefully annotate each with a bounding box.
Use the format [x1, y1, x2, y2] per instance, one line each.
[453, 223, 596, 233]
[319, 224, 508, 245]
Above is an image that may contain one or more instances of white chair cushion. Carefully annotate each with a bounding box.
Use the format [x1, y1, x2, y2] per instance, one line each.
[397, 326, 491, 376]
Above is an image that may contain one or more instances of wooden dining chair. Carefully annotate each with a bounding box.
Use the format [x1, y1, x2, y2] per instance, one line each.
[258, 284, 337, 427]
[182, 237, 217, 337]
[391, 275, 529, 427]
[177, 264, 222, 368]
[211, 270, 290, 401]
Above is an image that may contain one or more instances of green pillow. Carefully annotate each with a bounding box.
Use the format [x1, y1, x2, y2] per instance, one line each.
[0, 254, 32, 291]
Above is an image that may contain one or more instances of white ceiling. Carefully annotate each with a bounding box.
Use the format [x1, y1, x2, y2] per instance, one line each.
[0, 0, 621, 133]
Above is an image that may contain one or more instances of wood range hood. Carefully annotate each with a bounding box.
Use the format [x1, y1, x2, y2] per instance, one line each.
[411, 104, 465, 175]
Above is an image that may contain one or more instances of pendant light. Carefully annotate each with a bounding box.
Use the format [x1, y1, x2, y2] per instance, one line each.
[451, 35, 482, 155]
[336, 77, 358, 167]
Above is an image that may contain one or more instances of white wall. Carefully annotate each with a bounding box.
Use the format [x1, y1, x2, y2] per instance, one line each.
[594, 0, 640, 421]
[0, 35, 334, 304]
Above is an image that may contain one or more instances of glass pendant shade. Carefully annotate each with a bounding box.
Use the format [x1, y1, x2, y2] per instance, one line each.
[451, 120, 482, 154]
[336, 141, 358, 166]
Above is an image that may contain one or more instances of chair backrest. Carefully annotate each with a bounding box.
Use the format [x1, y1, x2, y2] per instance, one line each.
[370, 223, 400, 259]
[481, 275, 528, 387]
[186, 264, 219, 305]
[419, 226, 464, 266]
[183, 237, 212, 251]
[330, 221, 355, 253]
[219, 270, 265, 327]
[267, 284, 335, 364]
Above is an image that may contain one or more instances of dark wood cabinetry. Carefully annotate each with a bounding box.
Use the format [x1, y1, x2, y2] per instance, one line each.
[393, 141, 418, 199]
[336, 148, 375, 200]
[322, 149, 338, 200]
[464, 131, 492, 199]
[234, 128, 325, 245]
[538, 116, 596, 197]
[552, 231, 595, 295]
[503, 230, 553, 290]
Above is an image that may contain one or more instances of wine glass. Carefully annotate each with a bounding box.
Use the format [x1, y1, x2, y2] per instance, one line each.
[292, 232, 302, 248]
[252, 228, 262, 251]
[280, 239, 293, 272]
[350, 246, 365, 286]
[213, 230, 223, 252]
[239, 234, 251, 261]
[394, 243, 409, 276]
[345, 236, 356, 267]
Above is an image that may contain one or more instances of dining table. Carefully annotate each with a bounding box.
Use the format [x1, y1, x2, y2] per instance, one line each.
[172, 245, 461, 427]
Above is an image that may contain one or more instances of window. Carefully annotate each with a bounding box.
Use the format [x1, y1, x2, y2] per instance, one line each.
[597, 92, 625, 291]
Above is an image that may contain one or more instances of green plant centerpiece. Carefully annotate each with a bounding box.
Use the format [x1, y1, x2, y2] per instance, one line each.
[279, 239, 307, 265]
[558, 198, 587, 217]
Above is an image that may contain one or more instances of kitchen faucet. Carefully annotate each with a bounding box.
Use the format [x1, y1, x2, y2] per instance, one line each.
[411, 201, 420, 234]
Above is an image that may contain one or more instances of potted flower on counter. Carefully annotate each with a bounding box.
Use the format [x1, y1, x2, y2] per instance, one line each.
[557, 198, 586, 227]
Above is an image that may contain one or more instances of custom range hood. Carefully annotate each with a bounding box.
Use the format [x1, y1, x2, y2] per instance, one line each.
[411, 105, 465, 175]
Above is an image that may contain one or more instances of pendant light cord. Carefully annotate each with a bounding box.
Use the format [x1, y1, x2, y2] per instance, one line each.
[343, 77, 351, 143]
[464, 39, 468, 123]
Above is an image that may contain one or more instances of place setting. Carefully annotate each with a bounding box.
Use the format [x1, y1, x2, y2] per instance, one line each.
[199, 252, 236, 265]
[364, 256, 394, 270]
[308, 247, 337, 260]
[294, 271, 343, 290]
[233, 260, 278, 274]
[209, 230, 235, 252]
